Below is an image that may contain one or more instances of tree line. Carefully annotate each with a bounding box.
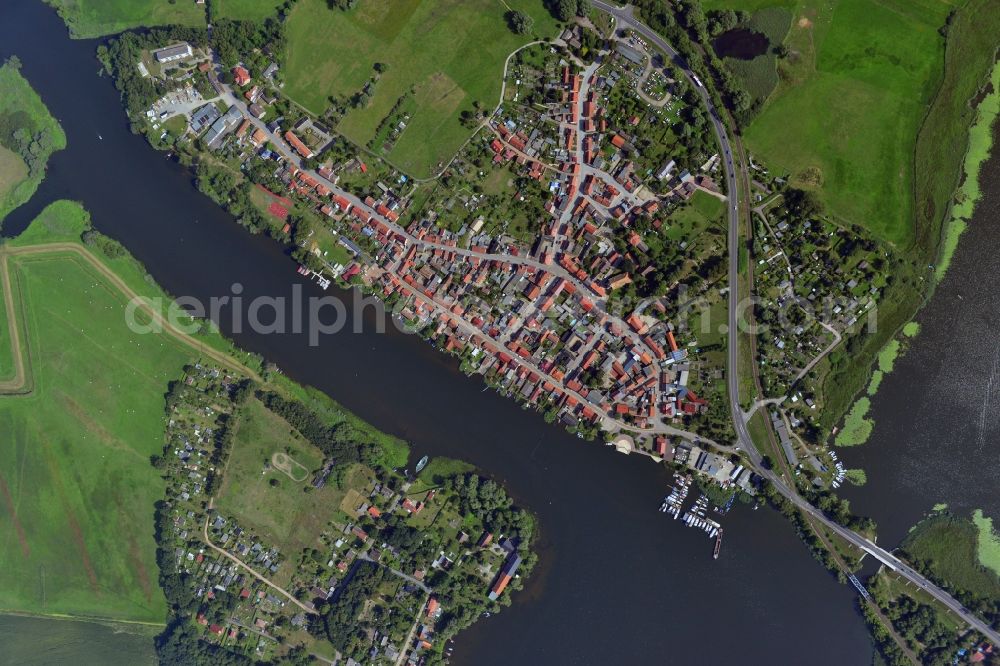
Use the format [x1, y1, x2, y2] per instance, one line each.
[256, 390, 379, 467]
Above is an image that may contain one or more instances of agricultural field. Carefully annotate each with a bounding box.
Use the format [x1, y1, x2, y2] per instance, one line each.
[0, 220, 197, 622]
[0, 199, 266, 626]
[0, 614, 158, 665]
[282, 0, 560, 177]
[44, 0, 205, 37]
[0, 60, 66, 225]
[707, 0, 952, 247]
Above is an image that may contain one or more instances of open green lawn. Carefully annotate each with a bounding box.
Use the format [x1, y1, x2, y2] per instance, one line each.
[45, 0, 205, 37]
[710, 0, 953, 247]
[664, 191, 725, 241]
[212, 0, 284, 21]
[214, 397, 374, 584]
[903, 513, 1000, 600]
[0, 253, 191, 622]
[0, 61, 66, 225]
[282, 0, 560, 177]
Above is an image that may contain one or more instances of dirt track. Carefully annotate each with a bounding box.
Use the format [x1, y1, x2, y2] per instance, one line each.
[0, 242, 261, 395]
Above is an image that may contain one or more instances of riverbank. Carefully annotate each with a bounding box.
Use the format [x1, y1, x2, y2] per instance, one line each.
[834, 322, 920, 447]
[936, 62, 1000, 281]
[972, 510, 1000, 578]
[832, 59, 1000, 451]
[819, 0, 1000, 441]
[0, 57, 65, 226]
[3, 198, 539, 663]
[0, 2, 879, 662]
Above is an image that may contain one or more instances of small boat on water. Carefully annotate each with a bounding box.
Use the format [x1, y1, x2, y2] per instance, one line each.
[415, 456, 429, 473]
[713, 529, 723, 560]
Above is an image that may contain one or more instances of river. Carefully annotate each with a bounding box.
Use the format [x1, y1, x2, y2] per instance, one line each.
[838, 115, 1000, 545]
[0, 1, 874, 663]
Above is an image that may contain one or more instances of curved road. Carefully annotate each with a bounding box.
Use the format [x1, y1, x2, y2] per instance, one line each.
[593, 0, 1000, 644]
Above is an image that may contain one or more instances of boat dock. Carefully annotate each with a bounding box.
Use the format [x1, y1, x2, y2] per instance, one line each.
[659, 479, 726, 559]
[658, 472, 692, 518]
[296, 264, 331, 290]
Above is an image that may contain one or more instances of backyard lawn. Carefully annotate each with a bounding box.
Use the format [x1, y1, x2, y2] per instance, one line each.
[282, 0, 560, 177]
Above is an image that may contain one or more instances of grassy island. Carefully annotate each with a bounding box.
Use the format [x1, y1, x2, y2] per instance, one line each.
[0, 58, 66, 226]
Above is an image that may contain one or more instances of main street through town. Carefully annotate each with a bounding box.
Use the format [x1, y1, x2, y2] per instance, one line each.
[592, 0, 1000, 644]
[203, 1, 999, 641]
[208, 58, 705, 442]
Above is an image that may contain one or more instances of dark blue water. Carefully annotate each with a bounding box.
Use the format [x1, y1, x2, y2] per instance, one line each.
[0, 1, 874, 663]
[840, 116, 1000, 544]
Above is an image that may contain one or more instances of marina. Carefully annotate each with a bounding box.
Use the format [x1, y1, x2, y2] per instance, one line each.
[0, 3, 879, 661]
[659, 472, 692, 518]
[660, 472, 725, 558]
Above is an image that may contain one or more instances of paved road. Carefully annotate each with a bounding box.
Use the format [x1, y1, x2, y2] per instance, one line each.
[212, 66, 710, 440]
[594, 0, 1000, 644]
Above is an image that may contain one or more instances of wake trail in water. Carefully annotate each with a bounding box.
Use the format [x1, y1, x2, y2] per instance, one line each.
[977, 345, 1000, 451]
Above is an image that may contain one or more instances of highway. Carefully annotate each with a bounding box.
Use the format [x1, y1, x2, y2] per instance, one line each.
[593, 0, 1000, 644]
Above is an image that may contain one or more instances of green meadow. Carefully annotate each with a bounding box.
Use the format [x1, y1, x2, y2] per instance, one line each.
[282, 0, 560, 177]
[0, 255, 187, 621]
[211, 0, 284, 22]
[707, 0, 952, 247]
[0, 200, 258, 624]
[44, 0, 205, 38]
[0, 60, 66, 225]
[9, 200, 264, 372]
[213, 397, 337, 583]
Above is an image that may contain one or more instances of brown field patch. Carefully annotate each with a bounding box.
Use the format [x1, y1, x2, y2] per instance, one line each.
[0, 145, 28, 202]
[340, 488, 364, 516]
[126, 533, 153, 602]
[271, 451, 309, 482]
[0, 473, 29, 558]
